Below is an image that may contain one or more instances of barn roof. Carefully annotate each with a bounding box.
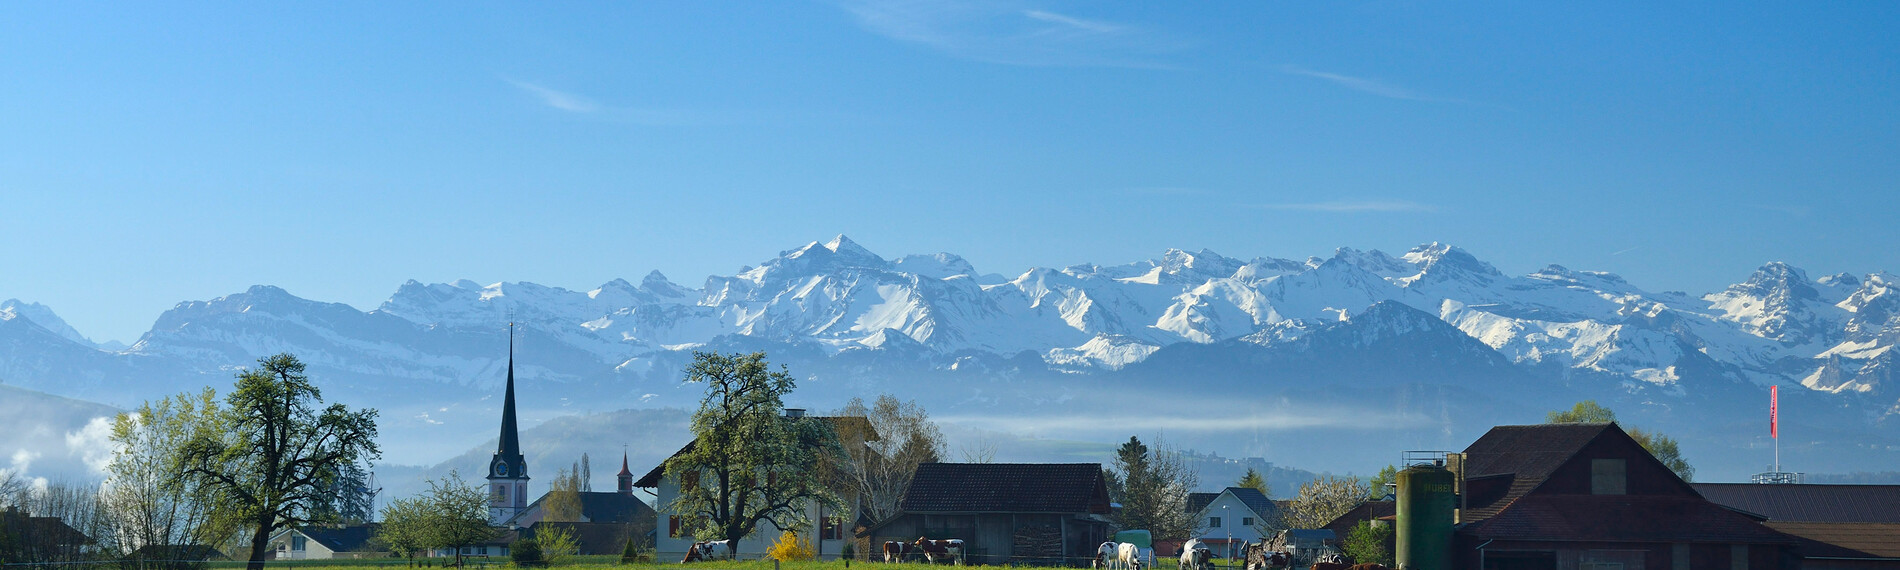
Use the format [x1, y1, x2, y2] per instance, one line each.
[1693, 484, 1900, 524]
[1765, 522, 1900, 560]
[901, 463, 1111, 514]
[300, 524, 380, 553]
[1457, 422, 1628, 521]
[1464, 494, 1795, 544]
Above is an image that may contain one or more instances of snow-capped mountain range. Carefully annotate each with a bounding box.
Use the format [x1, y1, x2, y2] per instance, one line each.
[3, 236, 1897, 478]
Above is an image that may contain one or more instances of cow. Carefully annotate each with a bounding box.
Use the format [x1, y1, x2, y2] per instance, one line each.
[1117, 542, 1144, 570]
[1346, 564, 1391, 570]
[1179, 540, 1212, 570]
[883, 541, 915, 563]
[912, 538, 964, 565]
[680, 540, 733, 563]
[1095, 542, 1120, 570]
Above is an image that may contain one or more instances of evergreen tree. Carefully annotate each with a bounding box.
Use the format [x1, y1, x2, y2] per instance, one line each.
[1236, 467, 1269, 497]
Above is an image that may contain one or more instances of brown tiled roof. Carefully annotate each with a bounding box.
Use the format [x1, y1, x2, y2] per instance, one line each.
[1693, 484, 1900, 523]
[1461, 494, 1795, 544]
[1458, 423, 1617, 521]
[1766, 522, 1900, 559]
[901, 463, 1110, 514]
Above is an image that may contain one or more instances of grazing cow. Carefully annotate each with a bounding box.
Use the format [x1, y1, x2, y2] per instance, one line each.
[680, 541, 733, 563]
[1117, 542, 1143, 570]
[1095, 542, 1120, 570]
[1179, 540, 1212, 570]
[912, 538, 964, 565]
[883, 541, 915, 563]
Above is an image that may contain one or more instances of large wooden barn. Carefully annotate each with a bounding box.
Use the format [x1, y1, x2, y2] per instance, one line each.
[860, 463, 1114, 566]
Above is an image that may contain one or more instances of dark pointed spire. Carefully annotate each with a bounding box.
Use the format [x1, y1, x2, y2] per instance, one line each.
[498, 322, 521, 457]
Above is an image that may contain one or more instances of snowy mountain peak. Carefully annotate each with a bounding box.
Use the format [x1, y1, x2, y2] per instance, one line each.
[1158, 248, 1243, 278]
[893, 253, 977, 279]
[1730, 262, 1820, 302]
[1401, 242, 1502, 278]
[0, 299, 100, 348]
[639, 271, 693, 298]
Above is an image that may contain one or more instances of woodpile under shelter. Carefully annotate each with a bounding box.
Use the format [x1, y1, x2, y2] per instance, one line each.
[859, 463, 1113, 566]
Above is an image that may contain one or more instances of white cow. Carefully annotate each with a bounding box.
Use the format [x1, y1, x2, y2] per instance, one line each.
[1096, 542, 1120, 570]
[1118, 542, 1144, 570]
[1180, 540, 1213, 570]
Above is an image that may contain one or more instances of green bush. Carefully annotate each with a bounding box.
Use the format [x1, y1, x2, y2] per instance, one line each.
[1343, 520, 1393, 567]
[510, 538, 543, 567]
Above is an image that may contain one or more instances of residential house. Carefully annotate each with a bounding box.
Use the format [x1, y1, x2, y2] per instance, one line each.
[1694, 483, 1900, 569]
[859, 463, 1114, 566]
[1187, 487, 1279, 558]
[1451, 423, 1798, 570]
[0, 506, 94, 562]
[268, 524, 382, 560]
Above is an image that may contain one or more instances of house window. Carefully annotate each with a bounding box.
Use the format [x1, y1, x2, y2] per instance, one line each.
[496, 485, 507, 501]
[1591, 459, 1627, 495]
[821, 516, 844, 540]
[1209, 517, 1222, 528]
[1243, 517, 1254, 527]
[478, 546, 488, 555]
[292, 536, 306, 551]
[670, 516, 683, 538]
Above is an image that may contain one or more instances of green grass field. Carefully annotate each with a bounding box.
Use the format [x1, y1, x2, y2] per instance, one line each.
[203, 558, 1001, 570]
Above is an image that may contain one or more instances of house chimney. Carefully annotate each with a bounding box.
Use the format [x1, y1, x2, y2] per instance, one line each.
[784, 408, 806, 418]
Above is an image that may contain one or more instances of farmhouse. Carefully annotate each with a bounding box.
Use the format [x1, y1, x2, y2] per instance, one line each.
[1187, 486, 1279, 558]
[267, 524, 383, 560]
[1444, 423, 1798, 570]
[859, 462, 1114, 566]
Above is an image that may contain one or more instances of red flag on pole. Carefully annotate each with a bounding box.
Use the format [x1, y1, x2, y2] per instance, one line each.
[1771, 385, 1779, 439]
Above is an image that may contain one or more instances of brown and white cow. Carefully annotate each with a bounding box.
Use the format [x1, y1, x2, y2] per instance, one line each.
[1179, 539, 1212, 570]
[680, 540, 733, 563]
[912, 537, 964, 565]
[883, 541, 915, 563]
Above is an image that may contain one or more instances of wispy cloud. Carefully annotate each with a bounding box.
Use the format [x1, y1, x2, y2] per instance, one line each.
[1611, 246, 1643, 256]
[1277, 65, 1450, 102]
[1117, 186, 1212, 197]
[1250, 200, 1438, 213]
[834, 0, 1185, 67]
[507, 80, 600, 113]
[504, 78, 740, 126]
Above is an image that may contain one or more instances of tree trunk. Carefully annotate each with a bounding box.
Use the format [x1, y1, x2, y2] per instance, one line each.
[245, 520, 274, 570]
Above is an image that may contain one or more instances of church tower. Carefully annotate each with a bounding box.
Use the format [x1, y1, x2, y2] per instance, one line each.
[487, 324, 530, 524]
[617, 450, 634, 495]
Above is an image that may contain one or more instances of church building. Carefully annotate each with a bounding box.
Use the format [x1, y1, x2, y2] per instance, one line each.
[487, 326, 530, 525]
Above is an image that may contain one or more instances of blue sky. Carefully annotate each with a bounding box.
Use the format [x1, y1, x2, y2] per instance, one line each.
[2, 1, 1897, 343]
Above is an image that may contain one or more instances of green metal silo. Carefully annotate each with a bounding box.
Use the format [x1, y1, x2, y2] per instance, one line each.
[1396, 463, 1456, 570]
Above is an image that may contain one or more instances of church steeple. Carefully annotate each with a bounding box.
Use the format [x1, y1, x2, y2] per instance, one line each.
[487, 322, 530, 524]
[617, 449, 634, 495]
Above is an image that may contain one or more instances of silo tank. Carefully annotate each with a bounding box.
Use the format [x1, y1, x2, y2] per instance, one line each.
[1395, 464, 1456, 570]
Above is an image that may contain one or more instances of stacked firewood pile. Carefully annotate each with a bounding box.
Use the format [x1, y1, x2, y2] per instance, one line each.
[1012, 524, 1064, 559]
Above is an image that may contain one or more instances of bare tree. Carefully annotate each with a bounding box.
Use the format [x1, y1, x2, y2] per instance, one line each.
[831, 394, 946, 524]
[1105, 436, 1200, 540]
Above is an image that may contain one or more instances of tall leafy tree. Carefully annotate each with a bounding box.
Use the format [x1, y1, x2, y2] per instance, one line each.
[1105, 436, 1199, 540]
[1364, 465, 1399, 499]
[831, 394, 945, 524]
[180, 354, 381, 570]
[545, 466, 584, 522]
[104, 389, 238, 570]
[664, 352, 846, 545]
[1546, 401, 1694, 481]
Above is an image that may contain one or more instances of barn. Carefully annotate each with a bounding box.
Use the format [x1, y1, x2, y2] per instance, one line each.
[860, 463, 1114, 566]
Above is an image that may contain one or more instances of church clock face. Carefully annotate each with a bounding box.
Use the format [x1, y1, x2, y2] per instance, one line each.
[493, 462, 508, 477]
